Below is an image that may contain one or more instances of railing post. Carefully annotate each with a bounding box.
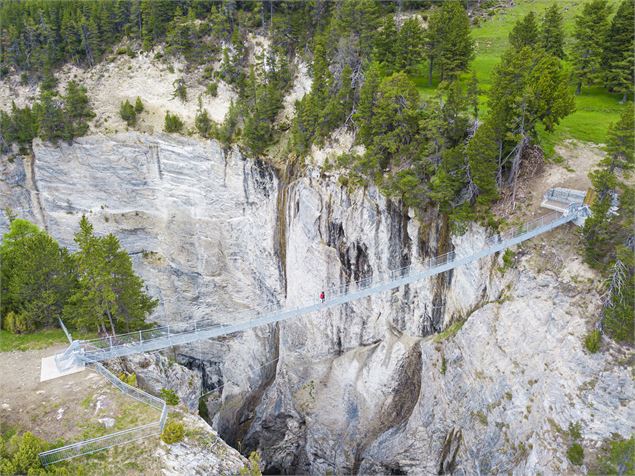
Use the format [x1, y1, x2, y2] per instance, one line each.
[109, 335, 113, 351]
[139, 330, 142, 343]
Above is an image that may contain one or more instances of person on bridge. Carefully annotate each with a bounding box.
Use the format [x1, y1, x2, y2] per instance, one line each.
[320, 291, 325, 303]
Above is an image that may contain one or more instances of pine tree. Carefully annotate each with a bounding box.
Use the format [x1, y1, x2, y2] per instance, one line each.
[467, 71, 480, 119]
[603, 0, 635, 102]
[0, 102, 38, 151]
[395, 17, 425, 74]
[373, 15, 398, 74]
[164, 111, 184, 133]
[540, 3, 565, 59]
[429, 1, 474, 82]
[0, 219, 76, 332]
[216, 99, 238, 149]
[509, 11, 539, 50]
[120, 99, 136, 126]
[466, 121, 499, 205]
[363, 72, 422, 173]
[437, 80, 471, 147]
[572, 0, 611, 95]
[322, 64, 354, 131]
[35, 90, 65, 143]
[134, 96, 144, 113]
[354, 61, 382, 146]
[195, 97, 212, 138]
[602, 109, 635, 174]
[487, 47, 574, 189]
[429, 145, 468, 211]
[64, 216, 156, 334]
[62, 80, 94, 139]
[526, 54, 575, 132]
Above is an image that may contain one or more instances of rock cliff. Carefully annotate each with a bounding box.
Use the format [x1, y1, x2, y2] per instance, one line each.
[1, 133, 632, 474]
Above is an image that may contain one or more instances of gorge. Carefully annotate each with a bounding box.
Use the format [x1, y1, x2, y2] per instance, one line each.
[1, 132, 632, 474]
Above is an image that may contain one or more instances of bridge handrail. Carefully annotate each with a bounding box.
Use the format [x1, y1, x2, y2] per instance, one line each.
[544, 188, 587, 204]
[77, 208, 577, 361]
[39, 358, 167, 466]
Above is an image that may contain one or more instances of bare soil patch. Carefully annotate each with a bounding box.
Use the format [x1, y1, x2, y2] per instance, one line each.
[0, 345, 159, 442]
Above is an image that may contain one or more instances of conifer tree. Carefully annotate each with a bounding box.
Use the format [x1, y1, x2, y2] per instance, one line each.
[62, 80, 94, 139]
[216, 99, 239, 149]
[362, 72, 422, 173]
[602, 109, 635, 174]
[120, 100, 136, 126]
[429, 145, 468, 211]
[64, 216, 156, 334]
[0, 219, 76, 332]
[540, 3, 565, 59]
[134, 96, 144, 114]
[354, 61, 382, 146]
[509, 11, 539, 50]
[373, 15, 398, 74]
[164, 111, 184, 133]
[395, 18, 425, 74]
[427, 1, 474, 82]
[572, 0, 611, 95]
[603, 0, 635, 102]
[195, 97, 212, 139]
[35, 91, 66, 143]
[467, 71, 480, 119]
[526, 54, 575, 132]
[466, 122, 499, 205]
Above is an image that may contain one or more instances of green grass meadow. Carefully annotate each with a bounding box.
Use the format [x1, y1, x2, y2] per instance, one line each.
[412, 0, 630, 153]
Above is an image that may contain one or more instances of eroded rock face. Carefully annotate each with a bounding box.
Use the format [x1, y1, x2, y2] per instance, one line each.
[2, 133, 632, 475]
[155, 412, 247, 475]
[108, 353, 203, 413]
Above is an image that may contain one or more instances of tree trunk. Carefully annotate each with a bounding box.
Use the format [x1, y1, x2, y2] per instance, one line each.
[575, 81, 582, 95]
[105, 308, 116, 337]
[428, 57, 434, 86]
[496, 139, 503, 188]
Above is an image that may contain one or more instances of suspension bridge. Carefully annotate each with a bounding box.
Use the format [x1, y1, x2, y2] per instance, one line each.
[54, 189, 590, 371]
[38, 187, 590, 465]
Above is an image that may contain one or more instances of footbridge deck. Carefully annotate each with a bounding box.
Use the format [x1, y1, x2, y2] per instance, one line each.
[58, 204, 585, 368]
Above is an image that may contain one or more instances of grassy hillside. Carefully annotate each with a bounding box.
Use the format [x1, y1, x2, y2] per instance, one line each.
[413, 0, 630, 153]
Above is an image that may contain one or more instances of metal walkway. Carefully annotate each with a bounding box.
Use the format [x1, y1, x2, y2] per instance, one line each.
[57, 204, 585, 369]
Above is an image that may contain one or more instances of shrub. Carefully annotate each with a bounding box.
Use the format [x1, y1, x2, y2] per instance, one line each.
[568, 421, 582, 440]
[172, 78, 187, 102]
[206, 82, 218, 97]
[3, 311, 32, 334]
[594, 436, 635, 475]
[134, 97, 144, 114]
[195, 108, 213, 138]
[118, 372, 137, 387]
[584, 329, 602, 353]
[502, 249, 515, 270]
[10, 432, 45, 474]
[160, 388, 179, 406]
[164, 112, 184, 133]
[239, 451, 262, 476]
[161, 420, 184, 444]
[119, 100, 136, 126]
[567, 443, 584, 466]
[0, 457, 15, 475]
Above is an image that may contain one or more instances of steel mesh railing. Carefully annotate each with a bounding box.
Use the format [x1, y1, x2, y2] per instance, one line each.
[39, 358, 167, 466]
[544, 188, 587, 204]
[74, 208, 579, 363]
